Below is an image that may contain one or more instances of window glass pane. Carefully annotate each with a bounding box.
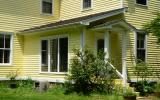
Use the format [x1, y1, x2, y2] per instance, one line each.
[136, 0, 147, 5]
[140, 40, 144, 48]
[42, 0, 52, 14]
[137, 40, 139, 48]
[0, 50, 3, 63]
[83, 0, 91, 8]
[137, 33, 145, 48]
[4, 50, 10, 63]
[41, 40, 48, 72]
[50, 39, 58, 72]
[137, 33, 146, 62]
[97, 39, 104, 54]
[137, 49, 145, 62]
[5, 35, 11, 48]
[42, 51, 48, 65]
[0, 34, 4, 48]
[42, 40, 47, 50]
[59, 38, 68, 72]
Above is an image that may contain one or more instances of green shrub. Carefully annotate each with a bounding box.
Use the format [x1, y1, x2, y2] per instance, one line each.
[134, 80, 155, 96]
[133, 61, 155, 96]
[65, 49, 116, 95]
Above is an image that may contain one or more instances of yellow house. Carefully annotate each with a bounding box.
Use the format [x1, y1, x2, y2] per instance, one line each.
[0, 0, 159, 84]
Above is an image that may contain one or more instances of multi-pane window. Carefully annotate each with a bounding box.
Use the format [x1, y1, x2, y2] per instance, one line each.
[41, 37, 68, 73]
[83, 0, 92, 9]
[136, 0, 147, 5]
[136, 33, 146, 62]
[0, 34, 11, 64]
[42, 0, 53, 14]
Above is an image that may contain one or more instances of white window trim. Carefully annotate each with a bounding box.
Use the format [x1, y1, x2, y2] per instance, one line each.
[81, 0, 93, 11]
[135, 32, 147, 62]
[135, 0, 148, 6]
[40, 35, 69, 74]
[0, 33, 13, 66]
[40, 0, 54, 16]
[145, 34, 148, 62]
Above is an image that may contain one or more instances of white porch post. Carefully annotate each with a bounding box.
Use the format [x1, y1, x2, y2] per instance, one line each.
[122, 31, 127, 87]
[104, 31, 110, 61]
[80, 27, 86, 50]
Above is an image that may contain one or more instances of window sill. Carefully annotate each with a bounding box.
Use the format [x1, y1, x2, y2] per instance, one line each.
[81, 8, 92, 12]
[135, 3, 148, 8]
[40, 13, 54, 16]
[39, 72, 68, 75]
[0, 63, 12, 66]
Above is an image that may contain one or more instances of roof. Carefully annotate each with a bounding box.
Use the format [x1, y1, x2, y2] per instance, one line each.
[21, 7, 127, 33]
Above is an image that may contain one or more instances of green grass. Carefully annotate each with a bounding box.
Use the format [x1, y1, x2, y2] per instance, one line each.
[0, 83, 124, 100]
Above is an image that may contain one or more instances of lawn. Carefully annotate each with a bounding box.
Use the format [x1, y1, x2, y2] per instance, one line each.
[0, 83, 123, 100]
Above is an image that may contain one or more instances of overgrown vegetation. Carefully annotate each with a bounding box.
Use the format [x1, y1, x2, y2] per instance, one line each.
[133, 61, 155, 96]
[0, 81, 124, 100]
[65, 49, 117, 95]
[144, 14, 160, 43]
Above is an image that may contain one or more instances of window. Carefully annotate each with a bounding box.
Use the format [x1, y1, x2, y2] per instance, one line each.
[42, 0, 53, 14]
[0, 34, 11, 64]
[136, 33, 146, 62]
[41, 37, 68, 73]
[83, 0, 92, 9]
[136, 0, 147, 5]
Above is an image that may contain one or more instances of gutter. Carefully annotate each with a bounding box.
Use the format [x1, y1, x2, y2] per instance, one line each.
[20, 22, 81, 34]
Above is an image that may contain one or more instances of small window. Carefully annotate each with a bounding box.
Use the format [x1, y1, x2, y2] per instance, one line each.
[42, 0, 53, 14]
[0, 34, 11, 64]
[136, 0, 147, 5]
[83, 0, 92, 9]
[136, 33, 146, 62]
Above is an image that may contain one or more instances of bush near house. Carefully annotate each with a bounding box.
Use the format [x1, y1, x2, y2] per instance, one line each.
[65, 49, 117, 95]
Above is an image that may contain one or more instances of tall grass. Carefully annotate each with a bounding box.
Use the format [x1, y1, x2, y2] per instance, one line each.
[0, 82, 124, 100]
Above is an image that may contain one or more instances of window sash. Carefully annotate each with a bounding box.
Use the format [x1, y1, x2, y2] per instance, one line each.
[136, 33, 146, 62]
[41, 37, 68, 73]
[136, 0, 147, 5]
[83, 0, 91, 9]
[0, 34, 11, 64]
[42, 0, 53, 14]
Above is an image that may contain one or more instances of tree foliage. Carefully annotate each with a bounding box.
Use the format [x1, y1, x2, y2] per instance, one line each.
[144, 14, 160, 43]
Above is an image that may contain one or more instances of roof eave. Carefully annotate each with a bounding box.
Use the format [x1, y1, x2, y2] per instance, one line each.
[19, 7, 127, 34]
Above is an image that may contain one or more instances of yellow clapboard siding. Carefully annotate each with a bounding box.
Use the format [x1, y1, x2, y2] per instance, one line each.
[124, 0, 160, 79]
[0, 0, 60, 79]
[60, 0, 121, 20]
[0, 0, 59, 32]
[23, 28, 81, 79]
